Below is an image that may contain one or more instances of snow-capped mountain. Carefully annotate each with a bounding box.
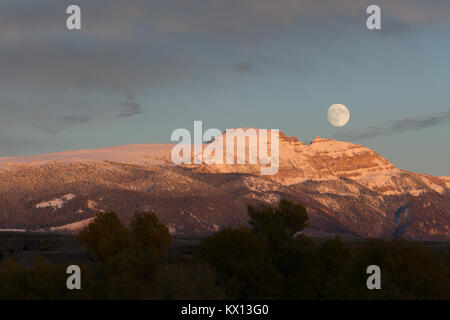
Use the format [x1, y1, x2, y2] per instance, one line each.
[0, 129, 448, 240]
[193, 130, 448, 197]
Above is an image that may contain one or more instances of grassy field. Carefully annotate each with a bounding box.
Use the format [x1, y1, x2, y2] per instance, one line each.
[1, 231, 449, 266]
[0, 231, 90, 266]
[0, 232, 204, 266]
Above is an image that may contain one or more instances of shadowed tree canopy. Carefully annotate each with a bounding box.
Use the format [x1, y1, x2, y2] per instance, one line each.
[248, 199, 308, 245]
[77, 211, 171, 262]
[130, 211, 171, 258]
[77, 212, 130, 262]
[197, 227, 282, 299]
[0, 202, 448, 300]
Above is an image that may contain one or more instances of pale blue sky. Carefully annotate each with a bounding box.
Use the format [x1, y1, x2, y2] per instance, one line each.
[0, 0, 449, 175]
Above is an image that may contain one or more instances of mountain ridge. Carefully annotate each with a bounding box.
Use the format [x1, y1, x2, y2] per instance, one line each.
[0, 129, 448, 240]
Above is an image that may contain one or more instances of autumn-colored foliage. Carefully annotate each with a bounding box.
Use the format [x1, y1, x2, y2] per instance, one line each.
[0, 201, 448, 299]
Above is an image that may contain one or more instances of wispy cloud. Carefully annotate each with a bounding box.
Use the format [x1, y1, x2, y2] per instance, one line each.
[60, 116, 93, 124]
[233, 61, 253, 72]
[32, 115, 94, 135]
[116, 94, 144, 118]
[334, 109, 450, 141]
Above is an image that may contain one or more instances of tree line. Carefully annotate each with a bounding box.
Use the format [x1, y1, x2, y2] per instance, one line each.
[0, 200, 448, 299]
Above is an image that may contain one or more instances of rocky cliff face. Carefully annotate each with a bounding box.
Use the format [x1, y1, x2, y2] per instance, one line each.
[0, 129, 448, 240]
[194, 129, 448, 196]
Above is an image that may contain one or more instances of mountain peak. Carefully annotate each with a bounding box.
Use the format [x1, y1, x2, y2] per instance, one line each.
[311, 136, 327, 143]
[279, 131, 301, 144]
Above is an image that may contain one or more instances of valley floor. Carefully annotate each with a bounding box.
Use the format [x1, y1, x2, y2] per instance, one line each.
[1, 231, 449, 267]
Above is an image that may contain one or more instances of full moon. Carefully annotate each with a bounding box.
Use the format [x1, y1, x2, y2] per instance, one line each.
[327, 104, 350, 127]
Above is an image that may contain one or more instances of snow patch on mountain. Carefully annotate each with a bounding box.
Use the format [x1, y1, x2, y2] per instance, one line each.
[87, 200, 105, 212]
[49, 217, 95, 233]
[440, 176, 450, 188]
[35, 194, 76, 209]
[0, 144, 173, 167]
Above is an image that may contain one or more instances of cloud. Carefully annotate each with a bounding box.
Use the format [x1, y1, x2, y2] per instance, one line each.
[1, 0, 449, 92]
[2, 1, 449, 43]
[60, 116, 93, 124]
[334, 109, 450, 141]
[0, 0, 448, 156]
[7, 1, 450, 32]
[0, 39, 191, 91]
[116, 95, 144, 118]
[32, 115, 94, 135]
[233, 61, 253, 72]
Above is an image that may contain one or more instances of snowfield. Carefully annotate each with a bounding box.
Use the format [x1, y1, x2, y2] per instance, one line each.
[35, 194, 77, 209]
[0, 144, 173, 167]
